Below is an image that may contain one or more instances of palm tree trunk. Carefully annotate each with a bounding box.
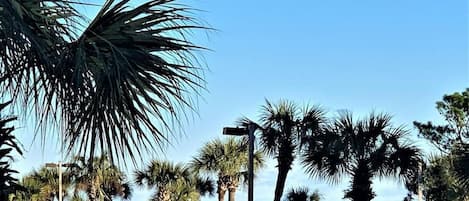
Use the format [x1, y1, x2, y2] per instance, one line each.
[156, 186, 170, 201]
[273, 163, 291, 201]
[228, 188, 236, 201]
[344, 160, 375, 201]
[88, 182, 98, 201]
[218, 189, 226, 201]
[217, 178, 227, 201]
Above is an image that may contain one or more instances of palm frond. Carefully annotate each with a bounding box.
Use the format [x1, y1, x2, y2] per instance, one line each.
[62, 0, 208, 164]
[1, 0, 208, 164]
[285, 187, 309, 201]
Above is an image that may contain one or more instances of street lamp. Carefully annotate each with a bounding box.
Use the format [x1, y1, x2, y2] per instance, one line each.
[223, 123, 256, 201]
[45, 162, 76, 201]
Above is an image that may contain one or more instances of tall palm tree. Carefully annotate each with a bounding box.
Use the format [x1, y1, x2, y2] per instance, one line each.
[241, 100, 325, 201]
[302, 112, 422, 201]
[69, 155, 131, 201]
[0, 101, 23, 200]
[135, 160, 214, 201]
[0, 0, 208, 163]
[191, 137, 265, 201]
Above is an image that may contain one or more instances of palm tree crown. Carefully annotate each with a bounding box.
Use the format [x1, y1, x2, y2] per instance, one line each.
[135, 160, 214, 201]
[284, 187, 322, 201]
[302, 112, 422, 201]
[69, 155, 132, 201]
[0, 0, 208, 163]
[242, 100, 325, 201]
[191, 137, 265, 201]
[12, 167, 74, 201]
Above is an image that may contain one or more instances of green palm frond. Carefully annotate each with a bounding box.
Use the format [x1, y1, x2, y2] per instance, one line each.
[195, 176, 215, 197]
[135, 160, 213, 201]
[134, 160, 191, 188]
[302, 111, 422, 193]
[68, 154, 131, 200]
[1, 0, 208, 164]
[452, 143, 469, 188]
[0, 101, 22, 200]
[285, 187, 309, 201]
[19, 166, 74, 201]
[64, 0, 208, 163]
[0, 0, 79, 124]
[191, 137, 264, 177]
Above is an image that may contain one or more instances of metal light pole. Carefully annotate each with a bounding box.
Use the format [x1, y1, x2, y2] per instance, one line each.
[45, 163, 75, 201]
[223, 123, 256, 201]
[247, 123, 256, 201]
[45, 132, 71, 201]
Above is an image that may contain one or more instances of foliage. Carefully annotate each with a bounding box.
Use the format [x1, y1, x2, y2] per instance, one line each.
[414, 88, 469, 152]
[284, 187, 322, 201]
[0, 101, 22, 200]
[10, 167, 74, 201]
[191, 137, 264, 201]
[135, 160, 214, 201]
[420, 150, 469, 201]
[240, 99, 326, 201]
[0, 0, 208, 163]
[302, 112, 422, 201]
[402, 192, 413, 201]
[11, 155, 130, 201]
[414, 89, 469, 188]
[421, 155, 468, 201]
[69, 155, 132, 201]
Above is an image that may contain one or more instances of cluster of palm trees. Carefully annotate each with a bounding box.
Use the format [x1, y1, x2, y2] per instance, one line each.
[0, 0, 457, 201]
[235, 100, 422, 201]
[10, 155, 131, 201]
[5, 99, 423, 201]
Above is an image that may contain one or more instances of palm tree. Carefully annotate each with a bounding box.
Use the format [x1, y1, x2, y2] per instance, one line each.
[284, 187, 322, 201]
[0, 0, 208, 163]
[69, 155, 131, 201]
[0, 101, 23, 200]
[12, 167, 74, 201]
[302, 112, 422, 201]
[191, 137, 265, 201]
[241, 100, 325, 201]
[135, 160, 214, 201]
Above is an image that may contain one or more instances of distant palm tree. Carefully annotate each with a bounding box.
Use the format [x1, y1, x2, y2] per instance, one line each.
[0, 101, 22, 200]
[302, 112, 422, 201]
[0, 0, 208, 163]
[191, 138, 265, 201]
[284, 187, 321, 201]
[12, 167, 74, 201]
[240, 100, 326, 201]
[135, 160, 215, 201]
[69, 155, 131, 201]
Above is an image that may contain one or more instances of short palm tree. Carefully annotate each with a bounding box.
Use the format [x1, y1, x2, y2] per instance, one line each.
[284, 187, 321, 201]
[13, 167, 74, 201]
[241, 100, 325, 201]
[422, 155, 469, 201]
[302, 112, 422, 201]
[0, 101, 23, 200]
[69, 155, 131, 201]
[0, 0, 208, 163]
[135, 160, 214, 201]
[191, 137, 265, 201]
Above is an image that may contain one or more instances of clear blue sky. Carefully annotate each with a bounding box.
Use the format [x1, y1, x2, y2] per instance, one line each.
[11, 0, 468, 201]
